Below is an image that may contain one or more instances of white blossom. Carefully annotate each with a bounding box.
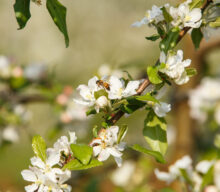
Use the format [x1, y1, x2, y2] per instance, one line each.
[24, 63, 46, 81]
[153, 102, 171, 117]
[90, 126, 126, 167]
[0, 55, 11, 78]
[98, 64, 123, 78]
[159, 50, 191, 85]
[155, 155, 193, 183]
[189, 78, 220, 124]
[2, 126, 19, 143]
[132, 4, 169, 27]
[169, 1, 202, 29]
[49, 131, 77, 158]
[196, 160, 214, 174]
[108, 76, 140, 100]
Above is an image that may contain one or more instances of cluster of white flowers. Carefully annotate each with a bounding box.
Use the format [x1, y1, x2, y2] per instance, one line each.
[90, 126, 126, 167]
[155, 155, 215, 192]
[56, 86, 88, 124]
[21, 132, 77, 192]
[98, 64, 124, 78]
[159, 49, 191, 85]
[189, 78, 220, 124]
[132, 0, 202, 30]
[74, 76, 140, 113]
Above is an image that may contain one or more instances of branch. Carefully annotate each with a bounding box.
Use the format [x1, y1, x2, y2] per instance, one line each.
[107, 0, 213, 125]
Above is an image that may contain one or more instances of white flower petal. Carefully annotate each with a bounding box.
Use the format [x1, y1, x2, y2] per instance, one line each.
[122, 81, 140, 97]
[114, 157, 123, 167]
[24, 184, 38, 192]
[107, 147, 122, 158]
[69, 132, 77, 144]
[21, 170, 37, 182]
[93, 146, 102, 157]
[98, 149, 110, 161]
[30, 157, 45, 169]
[154, 169, 175, 184]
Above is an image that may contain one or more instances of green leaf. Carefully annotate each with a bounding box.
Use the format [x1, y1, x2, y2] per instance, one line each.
[120, 97, 145, 114]
[191, 28, 203, 49]
[147, 66, 162, 84]
[117, 124, 128, 144]
[63, 158, 103, 171]
[46, 0, 69, 47]
[209, 17, 220, 28]
[92, 125, 98, 138]
[161, 7, 173, 22]
[189, 0, 205, 9]
[70, 144, 93, 165]
[136, 93, 159, 103]
[86, 108, 97, 116]
[179, 169, 193, 185]
[201, 166, 214, 190]
[186, 68, 197, 77]
[32, 135, 47, 162]
[131, 144, 166, 163]
[14, 0, 31, 29]
[214, 134, 220, 149]
[94, 89, 108, 100]
[157, 188, 175, 192]
[145, 34, 160, 41]
[143, 110, 168, 155]
[160, 28, 180, 53]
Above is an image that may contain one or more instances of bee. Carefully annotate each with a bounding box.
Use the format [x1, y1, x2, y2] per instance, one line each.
[96, 80, 110, 90]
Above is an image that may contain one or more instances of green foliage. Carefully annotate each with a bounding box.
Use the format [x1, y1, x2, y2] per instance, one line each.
[92, 125, 99, 138]
[145, 34, 160, 41]
[189, 0, 205, 9]
[70, 144, 93, 165]
[161, 7, 173, 23]
[32, 135, 47, 162]
[63, 158, 103, 171]
[191, 28, 203, 49]
[214, 134, 220, 148]
[46, 0, 69, 47]
[186, 68, 197, 77]
[209, 17, 220, 27]
[14, 0, 31, 29]
[86, 108, 97, 116]
[120, 97, 145, 114]
[160, 28, 180, 54]
[157, 188, 175, 192]
[117, 124, 128, 144]
[143, 110, 167, 155]
[131, 144, 166, 163]
[147, 66, 163, 84]
[136, 93, 159, 103]
[201, 166, 214, 189]
[94, 90, 108, 100]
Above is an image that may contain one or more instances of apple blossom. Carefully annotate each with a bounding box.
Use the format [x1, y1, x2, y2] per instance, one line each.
[159, 50, 191, 85]
[108, 76, 140, 100]
[169, 1, 202, 29]
[132, 4, 169, 27]
[90, 126, 126, 167]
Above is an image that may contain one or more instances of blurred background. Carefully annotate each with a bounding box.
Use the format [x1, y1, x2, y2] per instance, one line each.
[0, 0, 220, 191]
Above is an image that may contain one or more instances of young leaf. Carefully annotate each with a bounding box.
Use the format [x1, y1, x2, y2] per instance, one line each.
[160, 28, 180, 53]
[86, 108, 97, 116]
[32, 135, 47, 162]
[209, 17, 220, 28]
[131, 144, 166, 163]
[70, 144, 93, 165]
[94, 89, 108, 100]
[14, 0, 31, 29]
[161, 7, 173, 22]
[186, 68, 197, 77]
[136, 93, 159, 103]
[145, 34, 160, 41]
[191, 28, 203, 49]
[189, 0, 205, 9]
[46, 0, 69, 47]
[117, 124, 128, 144]
[147, 66, 163, 84]
[63, 159, 103, 171]
[93, 125, 98, 138]
[201, 166, 214, 190]
[143, 110, 168, 155]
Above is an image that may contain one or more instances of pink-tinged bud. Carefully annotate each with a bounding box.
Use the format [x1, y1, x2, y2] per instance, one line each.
[204, 186, 218, 192]
[56, 94, 69, 105]
[63, 86, 73, 96]
[12, 67, 23, 78]
[60, 112, 72, 124]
